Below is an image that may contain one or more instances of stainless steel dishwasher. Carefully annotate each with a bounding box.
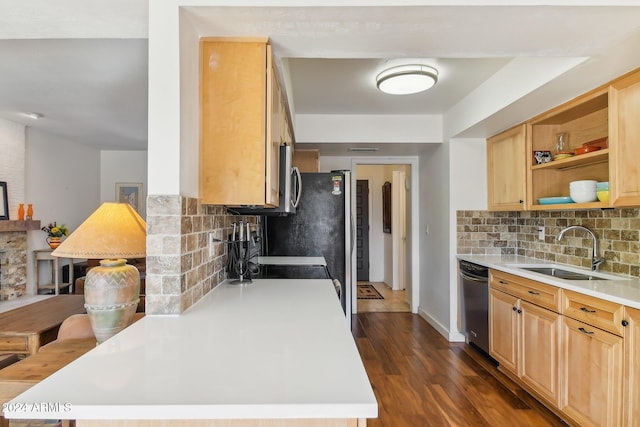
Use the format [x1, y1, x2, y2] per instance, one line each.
[459, 260, 490, 355]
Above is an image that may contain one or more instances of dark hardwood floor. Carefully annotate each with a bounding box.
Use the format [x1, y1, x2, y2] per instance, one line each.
[352, 313, 569, 427]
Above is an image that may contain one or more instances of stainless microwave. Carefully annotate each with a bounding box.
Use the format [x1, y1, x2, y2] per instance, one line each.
[232, 145, 302, 216]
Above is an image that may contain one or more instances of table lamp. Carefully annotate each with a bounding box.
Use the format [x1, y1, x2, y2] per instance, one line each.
[52, 202, 146, 344]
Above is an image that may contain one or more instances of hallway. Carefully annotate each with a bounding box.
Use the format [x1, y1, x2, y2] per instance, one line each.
[352, 312, 567, 427]
[357, 282, 410, 313]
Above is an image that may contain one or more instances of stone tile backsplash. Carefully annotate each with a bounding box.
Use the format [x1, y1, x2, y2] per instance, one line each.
[457, 208, 640, 278]
[146, 195, 257, 314]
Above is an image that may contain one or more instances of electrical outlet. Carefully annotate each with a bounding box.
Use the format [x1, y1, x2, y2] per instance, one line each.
[208, 231, 223, 257]
[538, 226, 545, 241]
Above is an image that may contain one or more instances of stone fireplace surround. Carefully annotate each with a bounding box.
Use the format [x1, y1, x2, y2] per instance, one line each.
[0, 221, 41, 300]
[0, 231, 28, 300]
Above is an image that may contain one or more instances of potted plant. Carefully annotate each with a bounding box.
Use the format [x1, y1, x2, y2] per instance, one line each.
[41, 222, 69, 249]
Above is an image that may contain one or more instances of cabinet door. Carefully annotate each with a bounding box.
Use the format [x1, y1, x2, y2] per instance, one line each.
[489, 288, 519, 373]
[520, 300, 561, 407]
[487, 124, 527, 211]
[266, 62, 281, 206]
[200, 39, 268, 206]
[623, 306, 640, 427]
[561, 317, 623, 427]
[609, 70, 640, 207]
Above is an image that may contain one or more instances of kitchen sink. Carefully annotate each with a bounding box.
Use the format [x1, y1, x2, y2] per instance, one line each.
[521, 267, 608, 281]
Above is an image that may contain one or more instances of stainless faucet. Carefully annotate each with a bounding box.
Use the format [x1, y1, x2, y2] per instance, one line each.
[557, 225, 604, 271]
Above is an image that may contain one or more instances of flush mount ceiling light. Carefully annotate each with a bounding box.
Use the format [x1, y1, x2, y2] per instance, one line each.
[376, 64, 438, 95]
[25, 112, 44, 119]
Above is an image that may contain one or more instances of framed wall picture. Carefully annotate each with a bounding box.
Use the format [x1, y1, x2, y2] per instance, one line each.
[0, 181, 8, 220]
[115, 183, 143, 213]
[382, 181, 391, 234]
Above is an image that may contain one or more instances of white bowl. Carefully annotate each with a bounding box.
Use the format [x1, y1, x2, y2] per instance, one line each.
[570, 191, 597, 203]
[570, 180, 597, 189]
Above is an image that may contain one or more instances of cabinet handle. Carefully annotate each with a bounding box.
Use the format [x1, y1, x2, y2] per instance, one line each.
[578, 327, 594, 335]
[517, 309, 522, 314]
[500, 280, 509, 285]
[512, 306, 518, 311]
[622, 320, 629, 327]
[519, 200, 523, 204]
[527, 290, 540, 295]
[580, 307, 596, 314]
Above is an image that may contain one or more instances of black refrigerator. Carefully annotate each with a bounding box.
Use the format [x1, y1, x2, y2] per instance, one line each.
[262, 171, 353, 321]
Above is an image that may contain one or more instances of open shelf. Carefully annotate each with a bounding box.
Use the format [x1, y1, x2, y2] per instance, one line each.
[530, 201, 609, 211]
[532, 149, 609, 171]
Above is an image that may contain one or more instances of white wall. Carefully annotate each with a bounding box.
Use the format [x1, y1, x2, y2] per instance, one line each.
[296, 114, 442, 143]
[0, 118, 26, 217]
[25, 128, 101, 293]
[148, 0, 181, 196]
[418, 143, 452, 338]
[100, 150, 148, 218]
[447, 138, 487, 342]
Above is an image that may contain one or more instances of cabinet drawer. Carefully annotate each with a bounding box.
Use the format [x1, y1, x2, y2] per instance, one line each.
[562, 289, 624, 336]
[490, 270, 561, 312]
[0, 334, 28, 352]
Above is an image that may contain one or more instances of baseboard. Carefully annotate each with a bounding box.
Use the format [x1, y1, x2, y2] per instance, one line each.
[417, 307, 449, 340]
[417, 306, 467, 343]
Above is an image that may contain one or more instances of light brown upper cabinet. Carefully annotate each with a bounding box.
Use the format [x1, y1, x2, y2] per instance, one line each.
[200, 37, 289, 206]
[609, 70, 640, 207]
[526, 67, 640, 210]
[293, 149, 320, 173]
[487, 124, 528, 211]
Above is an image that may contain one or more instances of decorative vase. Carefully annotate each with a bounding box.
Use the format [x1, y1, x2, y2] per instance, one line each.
[27, 204, 33, 220]
[83, 259, 140, 344]
[18, 204, 25, 221]
[47, 236, 62, 249]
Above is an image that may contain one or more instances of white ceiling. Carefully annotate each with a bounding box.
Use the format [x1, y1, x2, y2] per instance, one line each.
[1, 2, 640, 153]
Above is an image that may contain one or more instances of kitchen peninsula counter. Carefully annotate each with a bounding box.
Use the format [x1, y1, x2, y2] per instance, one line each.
[457, 254, 640, 309]
[4, 279, 377, 426]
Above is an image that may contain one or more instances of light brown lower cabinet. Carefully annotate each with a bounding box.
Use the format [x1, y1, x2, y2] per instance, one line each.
[560, 316, 623, 427]
[489, 269, 637, 427]
[624, 306, 640, 426]
[489, 287, 561, 408]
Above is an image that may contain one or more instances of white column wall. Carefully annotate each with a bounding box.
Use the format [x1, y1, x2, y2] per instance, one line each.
[148, 1, 181, 196]
[447, 138, 488, 342]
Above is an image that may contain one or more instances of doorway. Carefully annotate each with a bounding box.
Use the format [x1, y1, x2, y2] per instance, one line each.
[353, 163, 413, 313]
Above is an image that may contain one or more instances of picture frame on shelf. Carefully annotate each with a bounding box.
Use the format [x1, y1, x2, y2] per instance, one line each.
[0, 181, 8, 220]
[533, 150, 552, 165]
[115, 183, 143, 214]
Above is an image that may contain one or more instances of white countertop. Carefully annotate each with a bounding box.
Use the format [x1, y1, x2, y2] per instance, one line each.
[257, 256, 327, 266]
[457, 254, 640, 309]
[5, 279, 377, 421]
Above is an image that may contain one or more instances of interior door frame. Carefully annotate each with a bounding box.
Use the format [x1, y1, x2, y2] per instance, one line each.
[350, 157, 419, 314]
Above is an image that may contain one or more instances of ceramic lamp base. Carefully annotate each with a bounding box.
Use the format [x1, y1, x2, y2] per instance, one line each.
[84, 259, 140, 344]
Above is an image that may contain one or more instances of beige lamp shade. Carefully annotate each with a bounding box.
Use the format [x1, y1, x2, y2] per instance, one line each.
[52, 202, 146, 259]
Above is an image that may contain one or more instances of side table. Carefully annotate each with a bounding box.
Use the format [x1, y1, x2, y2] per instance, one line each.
[33, 249, 74, 295]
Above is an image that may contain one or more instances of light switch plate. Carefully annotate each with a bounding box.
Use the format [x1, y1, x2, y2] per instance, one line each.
[538, 226, 545, 241]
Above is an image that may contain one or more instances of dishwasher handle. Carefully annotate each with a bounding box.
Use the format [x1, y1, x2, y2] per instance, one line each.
[460, 271, 488, 282]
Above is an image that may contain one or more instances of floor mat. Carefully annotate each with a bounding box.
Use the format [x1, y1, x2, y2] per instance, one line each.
[357, 284, 384, 300]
